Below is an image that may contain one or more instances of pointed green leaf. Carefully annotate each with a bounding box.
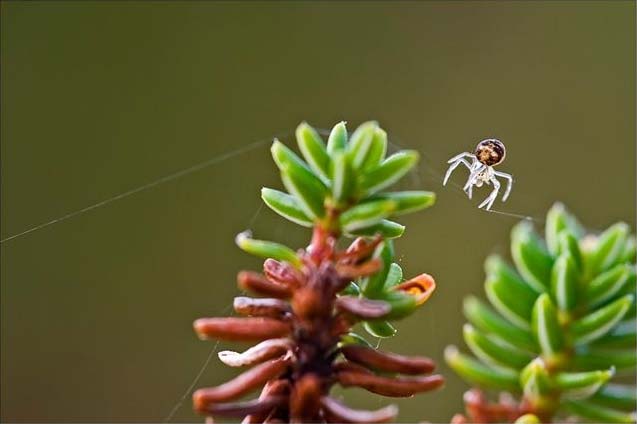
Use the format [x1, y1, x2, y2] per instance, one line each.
[520, 358, 553, 398]
[564, 399, 636, 423]
[444, 346, 520, 392]
[296, 122, 330, 179]
[347, 219, 405, 239]
[558, 231, 583, 270]
[359, 150, 419, 195]
[381, 291, 418, 319]
[271, 138, 311, 173]
[463, 324, 534, 370]
[347, 121, 378, 169]
[591, 383, 637, 411]
[362, 241, 394, 297]
[511, 221, 554, 293]
[589, 223, 630, 274]
[555, 368, 614, 400]
[340, 332, 373, 348]
[327, 121, 348, 155]
[340, 200, 397, 233]
[585, 264, 634, 308]
[592, 319, 636, 348]
[363, 320, 396, 338]
[546, 203, 583, 255]
[485, 256, 538, 328]
[361, 127, 388, 171]
[261, 188, 313, 227]
[572, 348, 636, 370]
[367, 191, 436, 215]
[330, 151, 355, 204]
[341, 282, 361, 296]
[532, 294, 564, 356]
[235, 231, 301, 267]
[550, 253, 579, 311]
[571, 294, 633, 346]
[463, 296, 536, 351]
[383, 263, 403, 290]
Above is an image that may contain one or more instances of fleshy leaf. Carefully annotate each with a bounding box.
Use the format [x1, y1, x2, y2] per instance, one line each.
[564, 399, 636, 423]
[363, 320, 397, 338]
[511, 221, 553, 293]
[340, 200, 397, 233]
[347, 219, 405, 239]
[589, 223, 630, 274]
[296, 122, 330, 180]
[572, 348, 636, 370]
[261, 188, 313, 227]
[463, 296, 536, 351]
[463, 324, 533, 370]
[592, 319, 637, 348]
[550, 253, 579, 311]
[362, 241, 394, 297]
[444, 346, 520, 392]
[235, 231, 301, 268]
[383, 263, 403, 290]
[359, 150, 419, 195]
[571, 294, 633, 345]
[585, 264, 634, 308]
[555, 368, 614, 400]
[546, 203, 579, 255]
[347, 121, 378, 169]
[367, 191, 436, 215]
[520, 358, 553, 398]
[330, 151, 355, 205]
[327, 121, 348, 155]
[531, 294, 564, 356]
[591, 383, 637, 411]
[361, 127, 388, 171]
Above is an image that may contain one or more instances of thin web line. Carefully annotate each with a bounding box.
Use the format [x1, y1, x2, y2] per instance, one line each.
[2, 133, 287, 244]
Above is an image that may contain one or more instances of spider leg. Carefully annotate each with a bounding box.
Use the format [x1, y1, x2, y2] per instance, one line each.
[463, 163, 485, 192]
[443, 157, 473, 186]
[494, 171, 513, 201]
[478, 176, 500, 211]
[446, 151, 474, 164]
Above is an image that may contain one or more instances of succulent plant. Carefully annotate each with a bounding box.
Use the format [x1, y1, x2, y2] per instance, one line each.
[446, 203, 636, 423]
[191, 121, 443, 423]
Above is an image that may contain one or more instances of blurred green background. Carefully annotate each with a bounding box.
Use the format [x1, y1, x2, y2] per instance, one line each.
[1, 1, 635, 422]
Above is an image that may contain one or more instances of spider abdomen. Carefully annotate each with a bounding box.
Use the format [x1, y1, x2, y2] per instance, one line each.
[475, 139, 505, 166]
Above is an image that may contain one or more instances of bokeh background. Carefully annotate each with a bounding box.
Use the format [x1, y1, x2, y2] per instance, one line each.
[1, 1, 635, 422]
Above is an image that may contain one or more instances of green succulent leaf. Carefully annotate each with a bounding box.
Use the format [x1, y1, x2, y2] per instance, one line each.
[573, 348, 636, 371]
[330, 151, 355, 205]
[585, 264, 634, 308]
[361, 127, 388, 171]
[359, 150, 419, 196]
[485, 256, 538, 329]
[261, 188, 313, 227]
[327, 121, 348, 155]
[592, 319, 637, 348]
[571, 294, 634, 346]
[591, 383, 637, 411]
[383, 263, 403, 290]
[463, 324, 533, 370]
[444, 346, 520, 392]
[339, 332, 373, 348]
[463, 296, 536, 351]
[381, 291, 418, 320]
[531, 294, 564, 356]
[558, 231, 583, 270]
[347, 219, 405, 239]
[235, 231, 301, 268]
[362, 241, 394, 297]
[511, 221, 554, 293]
[546, 203, 581, 255]
[555, 368, 614, 400]
[347, 121, 378, 169]
[620, 236, 636, 263]
[340, 200, 397, 233]
[296, 122, 330, 179]
[520, 358, 553, 398]
[342, 282, 361, 296]
[589, 223, 630, 274]
[367, 191, 436, 215]
[564, 399, 636, 424]
[550, 253, 579, 311]
[363, 320, 397, 338]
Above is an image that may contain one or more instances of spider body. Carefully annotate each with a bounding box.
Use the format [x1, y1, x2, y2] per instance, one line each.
[443, 139, 513, 211]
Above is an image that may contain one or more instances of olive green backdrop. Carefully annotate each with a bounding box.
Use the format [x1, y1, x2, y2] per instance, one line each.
[1, 1, 635, 422]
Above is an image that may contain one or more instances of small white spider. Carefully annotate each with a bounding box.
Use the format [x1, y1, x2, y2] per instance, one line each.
[443, 139, 513, 211]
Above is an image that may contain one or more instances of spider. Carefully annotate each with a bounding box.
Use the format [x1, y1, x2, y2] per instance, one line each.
[443, 139, 513, 211]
